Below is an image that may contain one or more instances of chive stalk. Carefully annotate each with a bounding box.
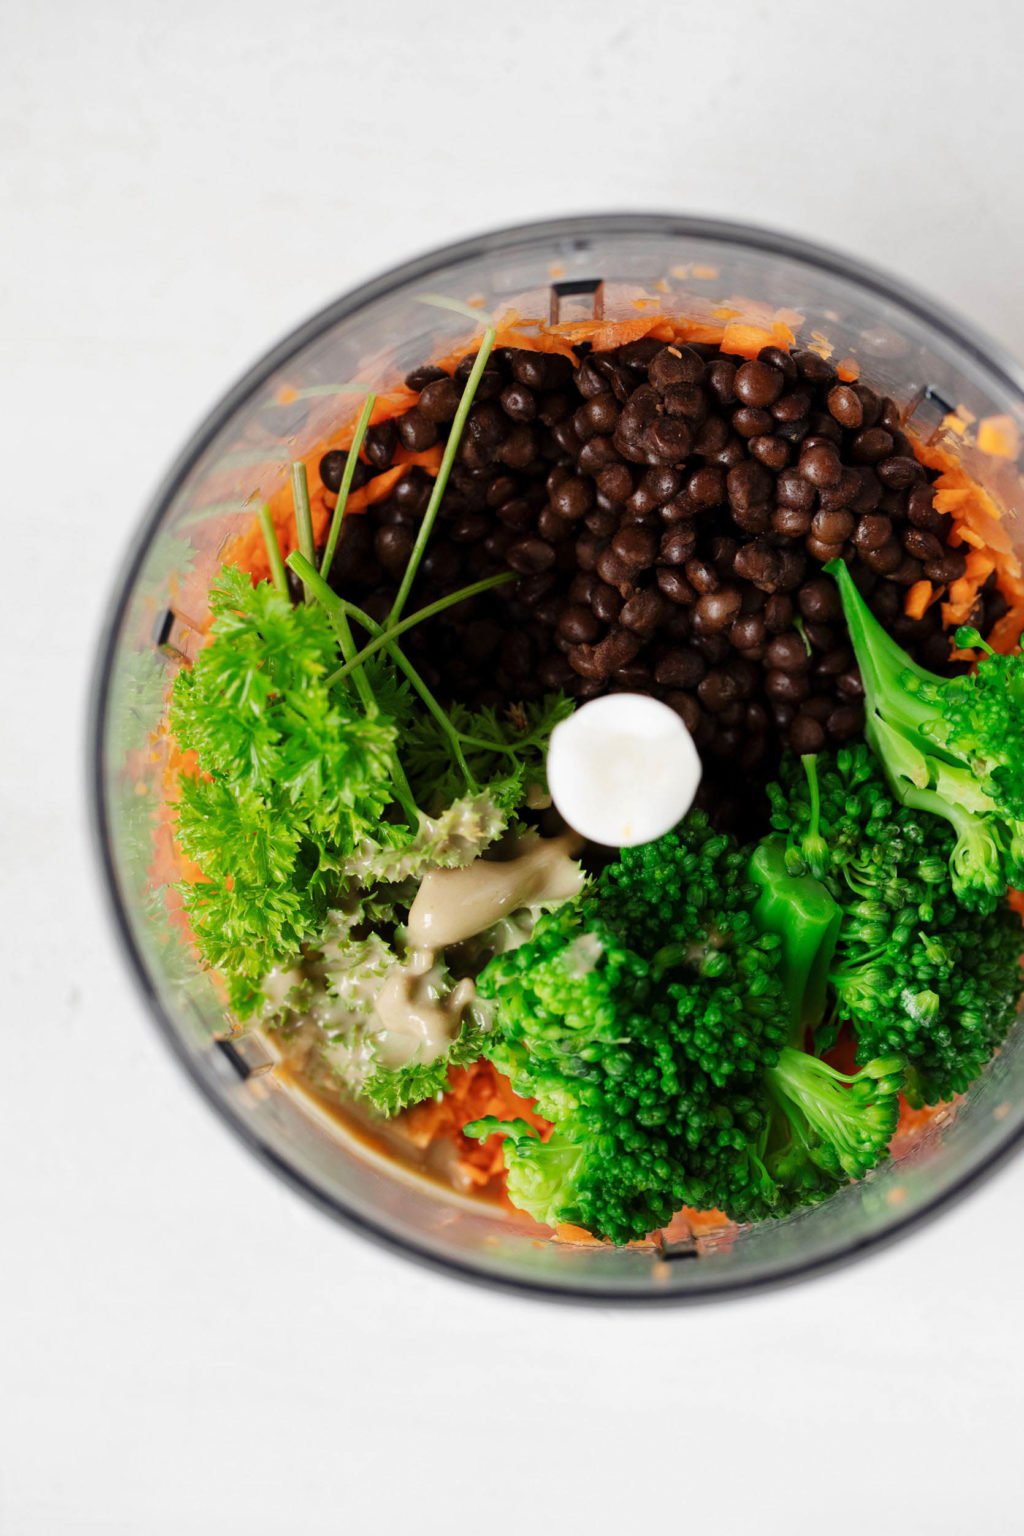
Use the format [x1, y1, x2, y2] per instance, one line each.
[289, 550, 477, 789]
[257, 504, 289, 597]
[319, 394, 376, 579]
[290, 462, 316, 602]
[286, 552, 419, 820]
[387, 327, 497, 626]
[326, 571, 514, 684]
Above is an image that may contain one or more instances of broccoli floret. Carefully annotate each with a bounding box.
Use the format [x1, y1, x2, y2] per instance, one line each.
[826, 558, 1024, 910]
[466, 815, 790, 1241]
[467, 811, 905, 1240]
[764, 1050, 904, 1187]
[742, 837, 903, 1217]
[771, 745, 1023, 1104]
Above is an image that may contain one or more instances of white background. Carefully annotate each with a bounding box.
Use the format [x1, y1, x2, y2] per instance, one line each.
[4, 2, 1024, 1531]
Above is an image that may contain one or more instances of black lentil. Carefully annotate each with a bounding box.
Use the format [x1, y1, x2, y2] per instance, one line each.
[322, 333, 981, 821]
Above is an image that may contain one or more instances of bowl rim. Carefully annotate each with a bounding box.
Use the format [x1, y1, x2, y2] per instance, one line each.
[88, 210, 1024, 1304]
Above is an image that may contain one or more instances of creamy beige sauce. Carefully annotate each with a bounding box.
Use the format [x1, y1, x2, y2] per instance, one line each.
[263, 965, 303, 1008]
[373, 950, 476, 1068]
[406, 831, 584, 950]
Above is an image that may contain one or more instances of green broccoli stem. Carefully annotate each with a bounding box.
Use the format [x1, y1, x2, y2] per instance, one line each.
[798, 754, 829, 878]
[387, 327, 498, 626]
[766, 1048, 905, 1181]
[823, 559, 936, 737]
[749, 837, 842, 1040]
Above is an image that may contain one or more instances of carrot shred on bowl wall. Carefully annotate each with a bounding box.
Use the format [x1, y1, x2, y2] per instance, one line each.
[977, 414, 1022, 461]
[910, 433, 1024, 653]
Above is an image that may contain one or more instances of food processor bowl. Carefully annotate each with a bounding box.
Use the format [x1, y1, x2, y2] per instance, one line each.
[91, 214, 1024, 1301]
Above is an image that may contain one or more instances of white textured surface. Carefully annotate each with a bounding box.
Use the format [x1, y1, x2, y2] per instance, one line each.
[4, 2, 1024, 1532]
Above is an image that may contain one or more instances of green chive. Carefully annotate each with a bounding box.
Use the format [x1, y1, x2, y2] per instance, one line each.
[290, 462, 316, 602]
[291, 549, 476, 790]
[387, 327, 497, 626]
[285, 554, 419, 823]
[326, 571, 515, 684]
[319, 393, 376, 579]
[257, 504, 289, 597]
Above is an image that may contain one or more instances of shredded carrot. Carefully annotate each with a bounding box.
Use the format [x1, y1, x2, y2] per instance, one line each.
[402, 1060, 551, 1195]
[720, 318, 797, 358]
[775, 307, 805, 331]
[889, 1094, 959, 1154]
[933, 488, 972, 513]
[910, 429, 1024, 653]
[222, 441, 445, 583]
[836, 356, 860, 382]
[546, 315, 675, 352]
[394, 444, 445, 473]
[554, 1223, 600, 1245]
[340, 445, 445, 515]
[950, 524, 988, 551]
[904, 580, 933, 620]
[946, 576, 975, 609]
[977, 414, 1021, 460]
[965, 549, 996, 583]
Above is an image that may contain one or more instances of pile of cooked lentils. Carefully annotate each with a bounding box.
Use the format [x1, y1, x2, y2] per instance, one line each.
[313, 336, 1007, 828]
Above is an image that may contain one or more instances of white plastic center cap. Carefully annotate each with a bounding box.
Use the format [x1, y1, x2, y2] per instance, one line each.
[546, 693, 702, 848]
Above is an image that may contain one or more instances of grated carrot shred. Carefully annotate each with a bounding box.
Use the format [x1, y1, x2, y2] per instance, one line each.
[909, 430, 1024, 653]
[977, 414, 1021, 460]
[720, 318, 797, 358]
[904, 580, 933, 620]
[402, 1061, 551, 1194]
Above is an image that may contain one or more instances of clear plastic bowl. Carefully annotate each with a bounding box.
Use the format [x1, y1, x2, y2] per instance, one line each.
[91, 214, 1024, 1302]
